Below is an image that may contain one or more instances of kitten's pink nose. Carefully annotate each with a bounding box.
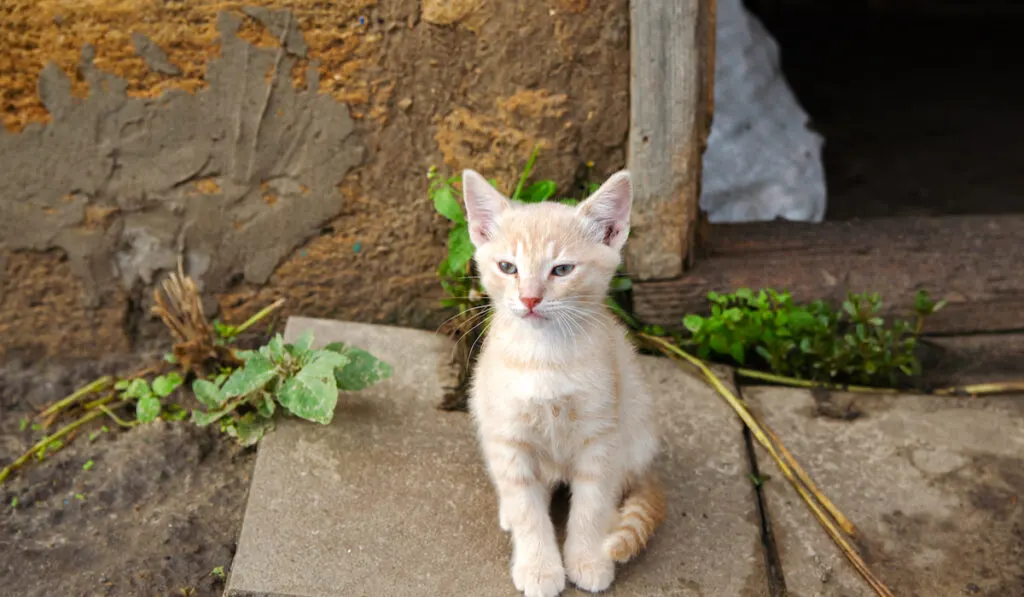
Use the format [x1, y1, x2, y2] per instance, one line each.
[520, 296, 542, 311]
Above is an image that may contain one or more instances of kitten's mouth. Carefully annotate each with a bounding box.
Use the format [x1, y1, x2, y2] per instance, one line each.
[522, 311, 545, 320]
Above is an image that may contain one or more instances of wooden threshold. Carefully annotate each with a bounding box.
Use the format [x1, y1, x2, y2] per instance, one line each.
[632, 215, 1024, 335]
[918, 334, 1024, 387]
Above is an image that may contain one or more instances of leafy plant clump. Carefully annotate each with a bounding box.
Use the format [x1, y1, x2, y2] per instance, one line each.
[682, 288, 946, 386]
[2, 265, 393, 485]
[190, 331, 392, 446]
[118, 373, 187, 424]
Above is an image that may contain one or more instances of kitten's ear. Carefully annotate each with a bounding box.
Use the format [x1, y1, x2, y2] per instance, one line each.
[462, 169, 509, 247]
[577, 170, 632, 251]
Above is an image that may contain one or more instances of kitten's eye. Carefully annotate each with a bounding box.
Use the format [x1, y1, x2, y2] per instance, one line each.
[551, 264, 575, 277]
[498, 261, 518, 275]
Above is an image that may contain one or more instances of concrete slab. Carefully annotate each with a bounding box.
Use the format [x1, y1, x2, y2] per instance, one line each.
[226, 317, 768, 597]
[744, 387, 1024, 597]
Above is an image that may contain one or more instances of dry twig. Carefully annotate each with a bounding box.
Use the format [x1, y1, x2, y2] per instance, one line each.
[639, 333, 895, 597]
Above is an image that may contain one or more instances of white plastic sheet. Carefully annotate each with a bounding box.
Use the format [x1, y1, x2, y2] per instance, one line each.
[699, 0, 827, 223]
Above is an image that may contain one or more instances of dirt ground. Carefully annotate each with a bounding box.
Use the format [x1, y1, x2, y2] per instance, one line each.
[0, 356, 255, 597]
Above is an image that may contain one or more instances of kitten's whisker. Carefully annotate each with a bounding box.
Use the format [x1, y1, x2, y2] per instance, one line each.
[435, 304, 493, 334]
[560, 305, 613, 337]
[467, 312, 501, 360]
[449, 312, 493, 363]
[453, 310, 492, 337]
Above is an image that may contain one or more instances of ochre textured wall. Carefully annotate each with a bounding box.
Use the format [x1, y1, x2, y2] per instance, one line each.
[0, 0, 629, 359]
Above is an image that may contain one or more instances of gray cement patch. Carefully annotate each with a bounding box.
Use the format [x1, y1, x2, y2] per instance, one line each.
[0, 10, 362, 305]
[226, 318, 769, 597]
[745, 386, 1024, 596]
[132, 32, 182, 76]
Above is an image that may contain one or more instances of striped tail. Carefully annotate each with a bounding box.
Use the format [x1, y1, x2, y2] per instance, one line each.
[602, 471, 667, 563]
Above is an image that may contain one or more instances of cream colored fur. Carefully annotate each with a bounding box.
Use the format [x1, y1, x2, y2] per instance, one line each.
[463, 169, 664, 597]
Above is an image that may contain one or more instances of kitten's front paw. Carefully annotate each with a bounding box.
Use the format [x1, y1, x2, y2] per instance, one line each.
[565, 551, 615, 593]
[512, 553, 566, 597]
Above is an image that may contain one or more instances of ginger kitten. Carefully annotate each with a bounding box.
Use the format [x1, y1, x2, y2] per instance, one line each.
[462, 169, 665, 597]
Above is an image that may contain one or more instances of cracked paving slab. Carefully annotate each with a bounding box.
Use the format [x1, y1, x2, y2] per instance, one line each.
[744, 386, 1024, 597]
[226, 317, 768, 597]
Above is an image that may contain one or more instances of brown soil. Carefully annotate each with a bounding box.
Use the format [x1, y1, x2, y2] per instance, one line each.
[0, 356, 255, 597]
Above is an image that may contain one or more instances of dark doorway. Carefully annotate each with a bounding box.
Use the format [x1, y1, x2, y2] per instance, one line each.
[745, 2, 1024, 220]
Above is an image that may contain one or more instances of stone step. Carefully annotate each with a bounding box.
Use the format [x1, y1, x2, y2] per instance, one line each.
[744, 386, 1024, 596]
[226, 317, 768, 597]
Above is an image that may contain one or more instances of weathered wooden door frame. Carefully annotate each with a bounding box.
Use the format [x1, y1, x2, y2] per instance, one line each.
[625, 0, 1024, 336]
[626, 0, 716, 282]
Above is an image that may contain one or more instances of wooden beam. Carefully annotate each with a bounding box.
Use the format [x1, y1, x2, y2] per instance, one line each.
[632, 215, 1024, 335]
[918, 334, 1024, 388]
[627, 0, 716, 281]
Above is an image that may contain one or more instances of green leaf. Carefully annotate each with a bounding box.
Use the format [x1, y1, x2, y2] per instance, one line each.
[437, 255, 452, 278]
[123, 379, 151, 400]
[114, 379, 130, 391]
[192, 408, 232, 427]
[136, 394, 161, 424]
[558, 198, 579, 207]
[729, 341, 746, 364]
[709, 334, 729, 355]
[82, 459, 94, 471]
[683, 314, 704, 333]
[221, 354, 278, 399]
[518, 180, 557, 203]
[268, 334, 287, 363]
[193, 379, 228, 409]
[788, 310, 815, 327]
[609, 276, 632, 292]
[257, 392, 276, 418]
[433, 186, 465, 223]
[291, 330, 315, 356]
[226, 413, 274, 447]
[235, 349, 259, 362]
[325, 344, 392, 391]
[446, 223, 475, 275]
[214, 320, 236, 339]
[162, 404, 189, 421]
[152, 373, 183, 398]
[278, 352, 348, 424]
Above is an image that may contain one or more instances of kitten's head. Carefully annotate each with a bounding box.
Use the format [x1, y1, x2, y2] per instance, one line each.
[462, 168, 632, 329]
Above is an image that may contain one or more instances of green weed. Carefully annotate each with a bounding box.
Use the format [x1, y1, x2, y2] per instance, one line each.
[683, 288, 945, 386]
[190, 331, 392, 446]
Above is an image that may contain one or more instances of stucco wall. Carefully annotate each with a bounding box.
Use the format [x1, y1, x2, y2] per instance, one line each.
[0, 0, 629, 358]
